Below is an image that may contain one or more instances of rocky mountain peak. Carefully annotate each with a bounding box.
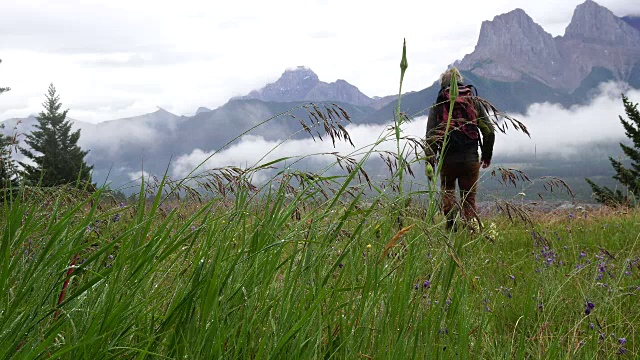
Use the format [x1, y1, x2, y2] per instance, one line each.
[238, 67, 376, 107]
[242, 66, 320, 103]
[195, 107, 212, 115]
[457, 1, 640, 91]
[564, 0, 640, 46]
[475, 8, 556, 56]
[459, 8, 562, 84]
[281, 66, 320, 83]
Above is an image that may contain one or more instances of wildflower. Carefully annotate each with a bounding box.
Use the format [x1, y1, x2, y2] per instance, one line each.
[619, 338, 627, 345]
[509, 275, 515, 281]
[366, 244, 372, 249]
[585, 301, 595, 315]
[414, 284, 419, 290]
[119, 202, 125, 208]
[569, 213, 574, 219]
[579, 251, 587, 258]
[619, 347, 627, 355]
[590, 323, 594, 330]
[112, 213, 120, 222]
[338, 263, 343, 269]
[423, 280, 431, 289]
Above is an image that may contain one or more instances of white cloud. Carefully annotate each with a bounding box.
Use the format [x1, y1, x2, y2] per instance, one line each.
[1, 0, 637, 123]
[171, 82, 640, 179]
[128, 170, 151, 183]
[494, 82, 640, 160]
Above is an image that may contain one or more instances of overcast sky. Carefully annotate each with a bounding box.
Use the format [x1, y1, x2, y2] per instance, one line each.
[0, 0, 638, 123]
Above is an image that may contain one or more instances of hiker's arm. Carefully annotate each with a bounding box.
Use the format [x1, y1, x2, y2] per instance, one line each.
[476, 103, 495, 165]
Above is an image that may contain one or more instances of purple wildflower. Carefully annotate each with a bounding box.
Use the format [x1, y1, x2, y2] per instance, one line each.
[619, 347, 627, 355]
[585, 301, 595, 315]
[569, 213, 574, 219]
[338, 263, 343, 269]
[423, 280, 431, 289]
[619, 338, 627, 346]
[579, 251, 587, 258]
[509, 275, 515, 281]
[112, 213, 120, 222]
[590, 323, 594, 330]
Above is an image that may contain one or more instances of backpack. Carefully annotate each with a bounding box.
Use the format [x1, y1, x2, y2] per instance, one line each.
[435, 84, 481, 147]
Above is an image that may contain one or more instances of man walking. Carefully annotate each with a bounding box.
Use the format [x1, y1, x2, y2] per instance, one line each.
[425, 68, 495, 230]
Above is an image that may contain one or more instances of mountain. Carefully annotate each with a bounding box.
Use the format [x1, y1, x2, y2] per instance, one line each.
[239, 66, 381, 108]
[368, 0, 640, 123]
[195, 107, 212, 115]
[457, 1, 640, 91]
[3, 0, 639, 197]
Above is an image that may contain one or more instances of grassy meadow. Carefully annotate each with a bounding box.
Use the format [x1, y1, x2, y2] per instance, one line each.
[2, 49, 638, 359]
[0, 174, 638, 359]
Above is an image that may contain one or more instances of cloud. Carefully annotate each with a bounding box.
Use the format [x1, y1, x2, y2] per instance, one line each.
[171, 81, 640, 179]
[128, 170, 151, 183]
[494, 82, 639, 160]
[2, 0, 637, 124]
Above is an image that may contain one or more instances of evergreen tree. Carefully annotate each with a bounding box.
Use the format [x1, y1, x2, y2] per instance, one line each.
[586, 94, 640, 205]
[1, 58, 19, 199]
[21, 84, 93, 186]
[0, 126, 19, 187]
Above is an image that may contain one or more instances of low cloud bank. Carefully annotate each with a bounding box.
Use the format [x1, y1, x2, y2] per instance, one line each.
[172, 82, 640, 178]
[494, 82, 639, 161]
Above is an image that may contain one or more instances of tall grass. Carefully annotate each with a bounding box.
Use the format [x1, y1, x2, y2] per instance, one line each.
[1, 42, 638, 359]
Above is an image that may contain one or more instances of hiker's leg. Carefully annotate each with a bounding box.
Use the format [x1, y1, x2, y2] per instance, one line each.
[459, 162, 481, 222]
[440, 163, 458, 229]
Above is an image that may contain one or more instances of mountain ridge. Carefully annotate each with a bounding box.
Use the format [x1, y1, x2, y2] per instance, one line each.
[457, 0, 640, 91]
[3, 0, 640, 191]
[235, 66, 388, 108]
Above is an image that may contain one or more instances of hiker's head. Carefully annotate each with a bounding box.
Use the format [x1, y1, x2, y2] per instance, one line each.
[439, 68, 463, 88]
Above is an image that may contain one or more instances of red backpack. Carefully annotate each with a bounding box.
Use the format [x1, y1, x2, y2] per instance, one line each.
[436, 84, 480, 142]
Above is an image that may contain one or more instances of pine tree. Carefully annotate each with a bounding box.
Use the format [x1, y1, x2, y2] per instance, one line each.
[586, 94, 640, 205]
[1, 58, 19, 199]
[21, 84, 93, 186]
[0, 127, 19, 186]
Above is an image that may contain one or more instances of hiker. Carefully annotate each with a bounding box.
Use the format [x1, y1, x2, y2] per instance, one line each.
[425, 67, 495, 230]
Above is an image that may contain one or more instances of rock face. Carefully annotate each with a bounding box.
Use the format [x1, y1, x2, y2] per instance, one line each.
[457, 0, 640, 91]
[240, 66, 375, 107]
[565, 0, 639, 46]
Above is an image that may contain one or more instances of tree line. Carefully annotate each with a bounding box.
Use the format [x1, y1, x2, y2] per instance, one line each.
[1, 59, 92, 201]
